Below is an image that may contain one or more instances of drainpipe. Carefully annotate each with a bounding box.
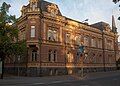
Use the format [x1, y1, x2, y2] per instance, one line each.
[102, 31, 106, 72]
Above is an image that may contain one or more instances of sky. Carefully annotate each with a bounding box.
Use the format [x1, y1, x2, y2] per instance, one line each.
[0, 0, 120, 41]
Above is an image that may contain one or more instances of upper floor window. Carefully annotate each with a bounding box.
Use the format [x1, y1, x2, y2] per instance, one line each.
[47, 29, 57, 41]
[32, 3, 36, 11]
[53, 31, 57, 41]
[50, 9, 56, 17]
[75, 35, 81, 45]
[98, 38, 102, 48]
[47, 4, 58, 17]
[84, 36, 89, 46]
[66, 33, 70, 44]
[48, 30, 52, 40]
[31, 26, 35, 37]
[91, 37, 96, 47]
[107, 40, 113, 50]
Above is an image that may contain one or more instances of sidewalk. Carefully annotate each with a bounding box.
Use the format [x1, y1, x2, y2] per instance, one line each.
[0, 70, 120, 86]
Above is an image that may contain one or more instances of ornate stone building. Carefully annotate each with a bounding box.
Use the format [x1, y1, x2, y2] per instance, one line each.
[5, 0, 118, 76]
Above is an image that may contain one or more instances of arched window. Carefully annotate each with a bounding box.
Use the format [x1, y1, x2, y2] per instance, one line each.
[32, 50, 37, 61]
[76, 53, 79, 63]
[54, 50, 57, 62]
[48, 50, 52, 62]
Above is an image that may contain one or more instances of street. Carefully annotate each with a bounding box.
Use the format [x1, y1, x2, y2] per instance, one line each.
[41, 74, 120, 86]
[0, 70, 120, 86]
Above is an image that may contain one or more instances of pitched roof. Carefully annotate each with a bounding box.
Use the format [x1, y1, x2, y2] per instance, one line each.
[40, 0, 62, 16]
[91, 22, 110, 31]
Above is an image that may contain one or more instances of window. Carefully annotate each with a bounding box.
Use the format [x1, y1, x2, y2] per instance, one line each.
[32, 3, 36, 11]
[84, 36, 89, 46]
[50, 9, 56, 17]
[98, 38, 102, 48]
[107, 40, 113, 49]
[48, 50, 56, 62]
[53, 31, 57, 41]
[54, 50, 57, 62]
[48, 29, 57, 41]
[48, 50, 52, 62]
[31, 26, 35, 37]
[76, 53, 79, 63]
[32, 50, 37, 61]
[23, 31, 25, 40]
[67, 52, 73, 63]
[91, 37, 96, 47]
[75, 36, 80, 45]
[66, 33, 70, 43]
[48, 30, 52, 40]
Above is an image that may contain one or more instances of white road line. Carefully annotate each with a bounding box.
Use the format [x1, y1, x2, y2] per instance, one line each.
[33, 82, 45, 85]
[81, 85, 90, 86]
[51, 81, 64, 83]
[113, 78, 118, 81]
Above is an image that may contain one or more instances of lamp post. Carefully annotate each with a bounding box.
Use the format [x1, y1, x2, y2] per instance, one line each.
[18, 55, 20, 77]
[78, 42, 84, 77]
[0, 58, 2, 77]
[102, 31, 106, 72]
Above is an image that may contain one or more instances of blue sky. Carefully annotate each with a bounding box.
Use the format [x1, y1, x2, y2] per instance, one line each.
[0, 0, 120, 41]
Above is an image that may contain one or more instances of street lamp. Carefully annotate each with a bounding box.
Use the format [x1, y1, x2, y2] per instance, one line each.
[0, 58, 2, 76]
[18, 55, 20, 77]
[78, 42, 84, 77]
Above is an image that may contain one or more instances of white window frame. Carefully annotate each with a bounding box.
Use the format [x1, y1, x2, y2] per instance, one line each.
[48, 30, 52, 40]
[31, 26, 35, 38]
[53, 30, 57, 41]
[91, 37, 96, 47]
[84, 36, 88, 46]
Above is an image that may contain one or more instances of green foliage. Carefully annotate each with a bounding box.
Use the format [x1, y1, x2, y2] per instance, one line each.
[0, 2, 25, 59]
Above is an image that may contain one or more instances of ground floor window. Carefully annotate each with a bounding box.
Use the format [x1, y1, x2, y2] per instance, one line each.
[32, 50, 37, 61]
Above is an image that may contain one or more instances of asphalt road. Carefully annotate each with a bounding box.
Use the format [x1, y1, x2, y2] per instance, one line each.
[31, 75, 120, 86]
[0, 70, 120, 86]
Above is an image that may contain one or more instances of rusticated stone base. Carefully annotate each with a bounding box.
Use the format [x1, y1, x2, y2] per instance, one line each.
[4, 67, 116, 77]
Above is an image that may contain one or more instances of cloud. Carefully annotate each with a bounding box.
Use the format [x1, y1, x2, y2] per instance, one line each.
[0, 0, 120, 41]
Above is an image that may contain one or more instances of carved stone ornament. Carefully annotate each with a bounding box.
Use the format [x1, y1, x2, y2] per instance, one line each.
[47, 4, 59, 15]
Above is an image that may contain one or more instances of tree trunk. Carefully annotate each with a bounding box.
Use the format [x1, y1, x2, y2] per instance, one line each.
[0, 55, 5, 79]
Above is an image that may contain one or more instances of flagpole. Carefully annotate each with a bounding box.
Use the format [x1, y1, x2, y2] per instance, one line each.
[78, 42, 84, 77]
[81, 57, 83, 77]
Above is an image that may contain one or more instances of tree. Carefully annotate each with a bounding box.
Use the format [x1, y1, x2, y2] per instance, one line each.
[0, 2, 25, 79]
[113, 0, 120, 4]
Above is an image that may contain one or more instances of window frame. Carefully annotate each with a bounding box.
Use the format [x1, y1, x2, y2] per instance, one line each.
[31, 26, 35, 38]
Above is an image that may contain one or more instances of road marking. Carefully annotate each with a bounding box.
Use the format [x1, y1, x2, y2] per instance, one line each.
[81, 85, 90, 86]
[33, 83, 45, 85]
[32, 80, 71, 85]
[51, 81, 65, 83]
[113, 78, 118, 81]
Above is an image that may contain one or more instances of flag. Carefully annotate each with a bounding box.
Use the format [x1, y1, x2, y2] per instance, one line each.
[78, 46, 84, 57]
[118, 17, 120, 20]
[84, 19, 89, 21]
